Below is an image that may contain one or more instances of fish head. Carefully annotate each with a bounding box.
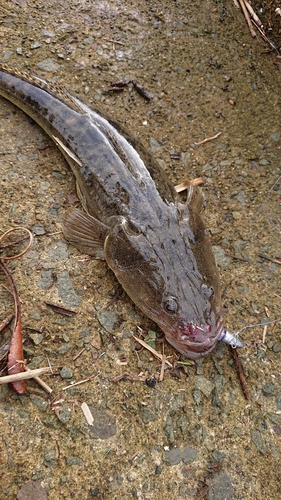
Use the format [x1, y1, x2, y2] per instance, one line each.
[104, 199, 224, 360]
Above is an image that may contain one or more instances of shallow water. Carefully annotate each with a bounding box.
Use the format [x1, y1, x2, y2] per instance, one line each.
[0, 1, 280, 499]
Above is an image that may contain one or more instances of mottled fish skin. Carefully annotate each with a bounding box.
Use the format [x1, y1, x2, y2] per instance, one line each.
[0, 63, 224, 359]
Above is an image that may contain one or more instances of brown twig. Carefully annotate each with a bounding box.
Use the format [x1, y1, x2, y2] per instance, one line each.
[0, 227, 33, 260]
[45, 302, 77, 316]
[0, 313, 15, 333]
[258, 254, 281, 265]
[102, 287, 123, 311]
[231, 347, 250, 400]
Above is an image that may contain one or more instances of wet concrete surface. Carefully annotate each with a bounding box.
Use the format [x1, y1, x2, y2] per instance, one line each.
[0, 1, 281, 499]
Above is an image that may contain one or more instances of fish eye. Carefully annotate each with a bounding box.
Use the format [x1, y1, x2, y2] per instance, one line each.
[163, 296, 178, 314]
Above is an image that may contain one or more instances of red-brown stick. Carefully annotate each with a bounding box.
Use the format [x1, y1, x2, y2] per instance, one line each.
[231, 346, 250, 400]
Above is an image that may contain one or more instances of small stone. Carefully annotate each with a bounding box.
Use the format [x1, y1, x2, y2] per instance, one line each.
[66, 456, 84, 466]
[27, 355, 45, 369]
[48, 241, 68, 262]
[57, 403, 71, 424]
[122, 330, 132, 339]
[97, 310, 118, 333]
[181, 152, 191, 166]
[58, 343, 72, 355]
[262, 383, 278, 397]
[56, 270, 80, 307]
[194, 375, 215, 397]
[140, 408, 157, 423]
[164, 415, 175, 443]
[212, 246, 232, 269]
[212, 450, 226, 462]
[30, 395, 48, 412]
[31, 224, 46, 236]
[150, 137, 162, 153]
[37, 58, 60, 72]
[38, 181, 50, 192]
[4, 50, 14, 60]
[236, 190, 246, 203]
[270, 132, 280, 142]
[37, 270, 53, 290]
[165, 447, 183, 466]
[251, 429, 267, 454]
[260, 158, 270, 166]
[41, 29, 56, 37]
[44, 448, 57, 467]
[29, 333, 44, 345]
[181, 445, 198, 464]
[84, 36, 94, 44]
[60, 366, 73, 379]
[193, 389, 201, 405]
[273, 343, 281, 353]
[232, 211, 242, 220]
[208, 472, 234, 500]
[276, 393, 281, 411]
[30, 42, 42, 49]
[90, 488, 100, 497]
[31, 310, 41, 320]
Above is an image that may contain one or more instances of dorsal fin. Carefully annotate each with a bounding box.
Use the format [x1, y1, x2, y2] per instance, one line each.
[0, 62, 85, 114]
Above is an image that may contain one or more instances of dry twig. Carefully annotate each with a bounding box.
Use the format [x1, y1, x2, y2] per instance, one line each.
[0, 313, 14, 333]
[133, 335, 173, 367]
[238, 0, 256, 37]
[231, 347, 250, 400]
[24, 365, 53, 394]
[194, 131, 221, 146]
[175, 177, 203, 193]
[0, 367, 51, 385]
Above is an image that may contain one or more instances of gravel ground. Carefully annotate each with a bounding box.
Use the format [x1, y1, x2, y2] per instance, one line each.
[0, 1, 281, 499]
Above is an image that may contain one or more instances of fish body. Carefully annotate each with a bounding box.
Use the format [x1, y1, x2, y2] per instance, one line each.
[0, 63, 224, 359]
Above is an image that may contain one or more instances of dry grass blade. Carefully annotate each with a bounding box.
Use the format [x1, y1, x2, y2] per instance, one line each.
[133, 335, 173, 367]
[194, 131, 221, 146]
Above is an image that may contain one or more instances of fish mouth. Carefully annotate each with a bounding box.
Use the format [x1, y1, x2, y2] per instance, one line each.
[164, 320, 224, 360]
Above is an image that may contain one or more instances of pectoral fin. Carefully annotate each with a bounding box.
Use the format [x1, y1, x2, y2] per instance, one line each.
[53, 135, 82, 166]
[63, 207, 108, 259]
[186, 184, 205, 213]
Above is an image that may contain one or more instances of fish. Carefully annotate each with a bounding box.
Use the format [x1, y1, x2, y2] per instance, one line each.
[0, 63, 242, 359]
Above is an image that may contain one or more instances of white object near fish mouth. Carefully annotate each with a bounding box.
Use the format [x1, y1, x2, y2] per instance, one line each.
[218, 329, 244, 348]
